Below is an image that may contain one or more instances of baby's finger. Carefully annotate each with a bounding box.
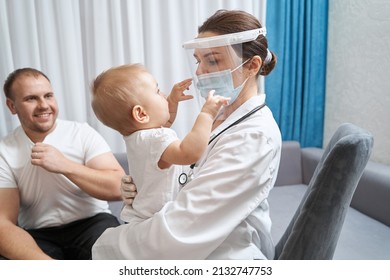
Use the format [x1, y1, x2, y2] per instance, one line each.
[215, 96, 230, 106]
[180, 94, 194, 101]
[222, 96, 231, 105]
[208, 89, 216, 98]
[181, 78, 192, 84]
[178, 78, 192, 88]
[183, 80, 192, 90]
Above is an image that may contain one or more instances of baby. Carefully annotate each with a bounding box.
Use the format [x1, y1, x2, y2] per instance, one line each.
[91, 63, 229, 221]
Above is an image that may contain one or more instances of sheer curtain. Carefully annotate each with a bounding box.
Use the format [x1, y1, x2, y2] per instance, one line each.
[0, 0, 265, 152]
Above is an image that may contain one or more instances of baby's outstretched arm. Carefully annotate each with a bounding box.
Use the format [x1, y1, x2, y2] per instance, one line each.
[159, 90, 230, 168]
[165, 78, 193, 127]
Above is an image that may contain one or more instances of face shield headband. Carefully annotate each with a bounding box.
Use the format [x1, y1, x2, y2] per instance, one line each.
[182, 28, 266, 49]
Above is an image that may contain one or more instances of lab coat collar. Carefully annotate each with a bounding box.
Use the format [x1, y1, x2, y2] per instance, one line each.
[210, 94, 266, 140]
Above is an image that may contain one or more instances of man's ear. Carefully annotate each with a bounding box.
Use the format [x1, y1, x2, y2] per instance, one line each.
[132, 105, 149, 123]
[248, 55, 262, 76]
[6, 98, 17, 115]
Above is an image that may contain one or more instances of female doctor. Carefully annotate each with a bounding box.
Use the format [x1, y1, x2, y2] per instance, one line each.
[92, 9, 282, 260]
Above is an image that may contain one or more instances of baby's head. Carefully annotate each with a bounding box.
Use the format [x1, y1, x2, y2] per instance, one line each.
[92, 63, 168, 136]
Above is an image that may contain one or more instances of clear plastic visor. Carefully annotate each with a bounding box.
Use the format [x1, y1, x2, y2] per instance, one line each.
[183, 42, 247, 98]
[182, 28, 265, 97]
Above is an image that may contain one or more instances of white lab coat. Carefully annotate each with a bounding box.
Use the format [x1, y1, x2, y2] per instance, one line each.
[92, 94, 282, 259]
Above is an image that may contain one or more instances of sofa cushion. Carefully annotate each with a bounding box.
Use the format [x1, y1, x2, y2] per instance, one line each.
[301, 147, 323, 185]
[268, 184, 390, 259]
[274, 141, 303, 186]
[268, 184, 307, 242]
[351, 160, 390, 227]
[114, 152, 129, 173]
[274, 123, 374, 259]
[108, 200, 125, 223]
[111, 153, 129, 223]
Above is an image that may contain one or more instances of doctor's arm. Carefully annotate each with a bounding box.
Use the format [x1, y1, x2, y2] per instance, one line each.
[0, 188, 53, 260]
[93, 133, 277, 259]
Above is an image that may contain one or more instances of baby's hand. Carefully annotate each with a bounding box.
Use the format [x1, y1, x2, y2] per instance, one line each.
[201, 90, 230, 119]
[167, 78, 193, 104]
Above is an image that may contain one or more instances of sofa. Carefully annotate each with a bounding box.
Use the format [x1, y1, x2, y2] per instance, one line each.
[269, 141, 390, 260]
[111, 140, 390, 259]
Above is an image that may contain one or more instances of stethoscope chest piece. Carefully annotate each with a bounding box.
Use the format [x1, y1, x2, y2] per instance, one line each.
[177, 103, 266, 187]
[178, 173, 188, 186]
[178, 167, 195, 186]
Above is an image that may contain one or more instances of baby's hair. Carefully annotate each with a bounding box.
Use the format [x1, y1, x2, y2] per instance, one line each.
[91, 63, 147, 135]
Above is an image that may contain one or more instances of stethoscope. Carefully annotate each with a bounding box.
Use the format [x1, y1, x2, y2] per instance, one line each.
[178, 102, 266, 186]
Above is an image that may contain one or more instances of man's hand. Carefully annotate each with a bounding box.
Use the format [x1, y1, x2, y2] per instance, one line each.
[121, 175, 137, 205]
[31, 143, 70, 174]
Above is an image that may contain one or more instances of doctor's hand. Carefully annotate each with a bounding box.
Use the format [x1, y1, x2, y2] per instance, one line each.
[121, 175, 137, 205]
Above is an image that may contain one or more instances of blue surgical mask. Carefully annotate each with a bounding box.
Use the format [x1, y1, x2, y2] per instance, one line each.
[196, 60, 249, 102]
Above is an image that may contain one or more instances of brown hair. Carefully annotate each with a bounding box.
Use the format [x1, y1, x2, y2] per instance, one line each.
[91, 64, 146, 136]
[3, 68, 51, 100]
[199, 9, 276, 77]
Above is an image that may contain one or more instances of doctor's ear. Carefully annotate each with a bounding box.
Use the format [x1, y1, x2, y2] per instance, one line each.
[132, 105, 149, 124]
[247, 56, 262, 75]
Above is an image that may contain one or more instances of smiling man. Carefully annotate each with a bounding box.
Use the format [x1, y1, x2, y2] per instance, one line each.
[0, 68, 125, 260]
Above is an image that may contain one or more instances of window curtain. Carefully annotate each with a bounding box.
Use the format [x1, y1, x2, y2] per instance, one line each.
[0, 0, 265, 152]
[265, 0, 328, 147]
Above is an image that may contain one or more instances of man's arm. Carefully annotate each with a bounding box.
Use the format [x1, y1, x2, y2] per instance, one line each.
[31, 145, 124, 201]
[0, 188, 52, 260]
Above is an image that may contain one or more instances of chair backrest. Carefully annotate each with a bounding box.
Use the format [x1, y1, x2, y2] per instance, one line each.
[274, 123, 374, 259]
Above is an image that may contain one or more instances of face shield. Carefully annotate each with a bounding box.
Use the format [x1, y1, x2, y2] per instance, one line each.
[182, 28, 266, 102]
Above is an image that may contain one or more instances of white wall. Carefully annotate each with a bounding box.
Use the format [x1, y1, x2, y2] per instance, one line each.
[325, 0, 390, 164]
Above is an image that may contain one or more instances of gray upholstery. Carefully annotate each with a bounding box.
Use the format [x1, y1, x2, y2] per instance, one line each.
[351, 161, 390, 227]
[270, 141, 390, 260]
[274, 141, 303, 186]
[299, 148, 390, 227]
[274, 123, 374, 259]
[269, 184, 390, 260]
[109, 153, 128, 221]
[114, 153, 129, 173]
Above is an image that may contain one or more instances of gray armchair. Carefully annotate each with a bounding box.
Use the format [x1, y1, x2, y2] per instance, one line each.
[274, 123, 374, 259]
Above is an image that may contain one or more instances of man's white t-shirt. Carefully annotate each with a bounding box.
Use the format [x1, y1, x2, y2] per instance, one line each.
[0, 119, 112, 229]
